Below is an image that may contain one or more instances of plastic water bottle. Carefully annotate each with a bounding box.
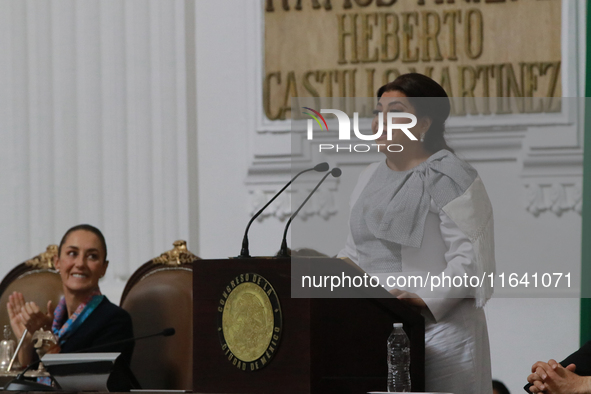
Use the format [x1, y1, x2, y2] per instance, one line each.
[387, 322, 411, 392]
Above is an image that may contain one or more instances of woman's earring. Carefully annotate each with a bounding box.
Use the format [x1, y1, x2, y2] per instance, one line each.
[420, 133, 425, 142]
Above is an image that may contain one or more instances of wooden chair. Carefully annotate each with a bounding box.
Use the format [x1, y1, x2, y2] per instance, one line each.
[0, 245, 63, 342]
[120, 240, 198, 390]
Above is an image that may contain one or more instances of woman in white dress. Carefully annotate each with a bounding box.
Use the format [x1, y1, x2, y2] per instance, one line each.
[338, 73, 495, 394]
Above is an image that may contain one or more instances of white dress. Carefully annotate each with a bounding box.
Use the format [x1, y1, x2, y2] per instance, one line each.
[338, 161, 493, 394]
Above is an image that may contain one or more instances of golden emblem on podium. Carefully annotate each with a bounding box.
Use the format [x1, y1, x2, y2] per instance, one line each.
[217, 273, 282, 371]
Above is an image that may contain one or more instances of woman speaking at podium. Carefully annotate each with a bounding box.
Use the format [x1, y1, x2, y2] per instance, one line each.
[7, 224, 134, 369]
[338, 73, 495, 394]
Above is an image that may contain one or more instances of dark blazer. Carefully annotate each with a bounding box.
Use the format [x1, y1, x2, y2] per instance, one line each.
[559, 341, 591, 376]
[524, 342, 591, 392]
[59, 297, 134, 366]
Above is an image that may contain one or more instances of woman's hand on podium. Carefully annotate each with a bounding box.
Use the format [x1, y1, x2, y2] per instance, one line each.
[389, 288, 427, 311]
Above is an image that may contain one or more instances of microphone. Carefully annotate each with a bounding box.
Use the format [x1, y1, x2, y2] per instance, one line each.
[238, 162, 329, 258]
[277, 168, 342, 257]
[72, 327, 175, 353]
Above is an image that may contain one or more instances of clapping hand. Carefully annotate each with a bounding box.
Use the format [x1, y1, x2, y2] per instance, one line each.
[7, 291, 54, 336]
[6, 291, 55, 366]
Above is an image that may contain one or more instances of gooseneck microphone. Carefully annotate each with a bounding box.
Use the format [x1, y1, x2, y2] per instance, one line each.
[12, 359, 46, 386]
[238, 162, 329, 258]
[277, 168, 342, 258]
[72, 327, 175, 353]
[3, 358, 56, 391]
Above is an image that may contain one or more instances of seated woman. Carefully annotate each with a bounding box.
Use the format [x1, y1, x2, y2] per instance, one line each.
[7, 224, 134, 368]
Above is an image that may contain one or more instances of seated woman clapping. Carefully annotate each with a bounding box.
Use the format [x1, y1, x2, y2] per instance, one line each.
[7, 224, 134, 368]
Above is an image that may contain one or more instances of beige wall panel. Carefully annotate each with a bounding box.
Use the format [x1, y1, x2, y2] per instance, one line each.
[264, 0, 562, 119]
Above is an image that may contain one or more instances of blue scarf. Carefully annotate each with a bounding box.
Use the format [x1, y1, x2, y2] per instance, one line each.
[52, 291, 104, 346]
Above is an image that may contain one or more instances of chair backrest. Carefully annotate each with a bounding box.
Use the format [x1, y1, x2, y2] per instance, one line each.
[120, 240, 198, 391]
[0, 245, 63, 341]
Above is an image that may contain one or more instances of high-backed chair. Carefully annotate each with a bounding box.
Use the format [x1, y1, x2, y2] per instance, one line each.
[120, 240, 198, 390]
[0, 245, 63, 341]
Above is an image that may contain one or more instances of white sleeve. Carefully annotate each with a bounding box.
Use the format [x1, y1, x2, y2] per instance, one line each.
[415, 201, 477, 322]
[336, 162, 380, 263]
[337, 226, 358, 262]
[336, 187, 359, 262]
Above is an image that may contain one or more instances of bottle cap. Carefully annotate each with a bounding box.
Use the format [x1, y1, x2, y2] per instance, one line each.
[393, 322, 403, 328]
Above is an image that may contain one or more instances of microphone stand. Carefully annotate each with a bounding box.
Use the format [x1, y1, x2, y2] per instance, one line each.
[72, 327, 175, 353]
[4, 358, 58, 391]
[277, 168, 342, 257]
[238, 162, 329, 258]
[6, 328, 27, 372]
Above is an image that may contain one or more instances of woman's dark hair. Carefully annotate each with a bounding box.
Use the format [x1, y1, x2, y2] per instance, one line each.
[58, 224, 108, 261]
[377, 73, 453, 154]
[492, 379, 510, 394]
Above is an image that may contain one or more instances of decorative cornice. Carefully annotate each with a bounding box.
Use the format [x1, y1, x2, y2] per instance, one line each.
[524, 183, 582, 217]
[152, 240, 199, 266]
[25, 245, 58, 270]
[248, 189, 339, 222]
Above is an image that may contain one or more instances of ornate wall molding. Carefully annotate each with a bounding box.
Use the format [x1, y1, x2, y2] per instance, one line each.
[525, 183, 582, 217]
[248, 185, 340, 222]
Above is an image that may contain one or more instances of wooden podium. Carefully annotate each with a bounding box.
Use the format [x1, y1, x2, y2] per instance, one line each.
[193, 257, 424, 394]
